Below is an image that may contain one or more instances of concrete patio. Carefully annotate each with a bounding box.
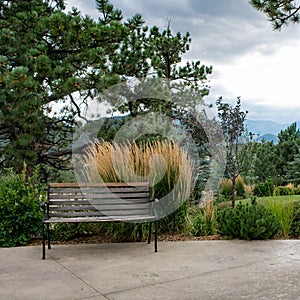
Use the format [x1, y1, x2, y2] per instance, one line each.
[0, 240, 299, 300]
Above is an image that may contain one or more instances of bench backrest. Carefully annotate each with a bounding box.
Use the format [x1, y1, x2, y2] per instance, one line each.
[47, 182, 153, 220]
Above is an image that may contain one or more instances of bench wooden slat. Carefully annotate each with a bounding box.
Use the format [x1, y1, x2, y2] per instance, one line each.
[49, 182, 149, 188]
[49, 192, 150, 200]
[44, 215, 156, 223]
[49, 210, 152, 217]
[49, 186, 149, 194]
[48, 198, 150, 205]
[49, 203, 151, 211]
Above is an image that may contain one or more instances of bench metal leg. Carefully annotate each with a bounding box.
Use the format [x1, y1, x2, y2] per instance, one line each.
[47, 223, 51, 249]
[154, 221, 158, 252]
[42, 222, 45, 260]
[147, 222, 152, 244]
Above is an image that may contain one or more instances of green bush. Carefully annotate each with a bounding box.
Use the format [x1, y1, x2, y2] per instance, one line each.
[293, 187, 300, 195]
[216, 200, 280, 240]
[253, 180, 274, 197]
[219, 179, 232, 198]
[189, 201, 216, 236]
[219, 176, 246, 199]
[236, 178, 246, 197]
[291, 201, 300, 237]
[274, 186, 294, 196]
[190, 211, 206, 236]
[214, 194, 228, 205]
[0, 166, 44, 247]
[159, 202, 190, 234]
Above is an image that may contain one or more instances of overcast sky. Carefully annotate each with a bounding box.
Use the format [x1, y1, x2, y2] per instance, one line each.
[66, 0, 300, 124]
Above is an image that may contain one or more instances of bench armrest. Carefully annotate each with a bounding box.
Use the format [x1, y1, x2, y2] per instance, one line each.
[150, 198, 159, 203]
[40, 201, 49, 221]
[151, 198, 159, 219]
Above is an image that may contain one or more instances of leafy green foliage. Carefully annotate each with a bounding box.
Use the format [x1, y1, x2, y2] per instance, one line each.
[159, 203, 190, 234]
[216, 200, 280, 240]
[253, 180, 274, 197]
[274, 186, 294, 196]
[291, 201, 300, 237]
[0, 166, 44, 246]
[189, 201, 216, 236]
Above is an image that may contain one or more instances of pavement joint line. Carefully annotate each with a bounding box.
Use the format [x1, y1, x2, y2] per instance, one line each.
[104, 255, 281, 297]
[74, 295, 113, 300]
[48, 254, 111, 300]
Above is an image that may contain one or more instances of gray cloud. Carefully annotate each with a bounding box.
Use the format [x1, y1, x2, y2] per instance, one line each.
[245, 102, 300, 124]
[66, 0, 300, 123]
[67, 0, 299, 63]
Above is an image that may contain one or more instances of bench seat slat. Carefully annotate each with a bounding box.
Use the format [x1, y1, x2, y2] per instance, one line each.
[48, 199, 150, 205]
[49, 210, 153, 217]
[49, 203, 151, 211]
[44, 215, 156, 223]
[49, 182, 149, 188]
[49, 187, 149, 194]
[49, 192, 150, 199]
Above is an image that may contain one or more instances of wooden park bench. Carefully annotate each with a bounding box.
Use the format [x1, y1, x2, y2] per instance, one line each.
[41, 182, 158, 260]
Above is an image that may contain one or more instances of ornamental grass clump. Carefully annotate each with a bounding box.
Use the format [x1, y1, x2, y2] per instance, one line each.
[77, 140, 194, 238]
[80, 140, 193, 204]
[264, 199, 294, 238]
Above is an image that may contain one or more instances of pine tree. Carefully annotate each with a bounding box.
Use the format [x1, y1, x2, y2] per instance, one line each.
[250, 0, 300, 29]
[0, 0, 139, 174]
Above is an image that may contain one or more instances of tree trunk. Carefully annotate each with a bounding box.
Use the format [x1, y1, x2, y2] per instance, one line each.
[231, 177, 236, 208]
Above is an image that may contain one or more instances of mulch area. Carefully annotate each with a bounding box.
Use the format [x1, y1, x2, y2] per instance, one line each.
[27, 233, 223, 247]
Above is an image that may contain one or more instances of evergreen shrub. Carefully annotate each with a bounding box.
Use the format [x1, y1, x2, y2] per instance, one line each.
[216, 200, 280, 240]
[274, 186, 294, 196]
[253, 180, 274, 197]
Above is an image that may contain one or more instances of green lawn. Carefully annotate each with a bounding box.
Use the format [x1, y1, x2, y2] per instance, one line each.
[235, 194, 300, 205]
[217, 194, 300, 209]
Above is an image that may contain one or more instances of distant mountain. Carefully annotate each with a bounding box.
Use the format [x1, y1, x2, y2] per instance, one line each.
[245, 119, 299, 144]
[245, 119, 289, 137]
[256, 133, 278, 144]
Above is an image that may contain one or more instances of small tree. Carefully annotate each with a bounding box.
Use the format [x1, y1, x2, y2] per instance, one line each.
[216, 97, 251, 208]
